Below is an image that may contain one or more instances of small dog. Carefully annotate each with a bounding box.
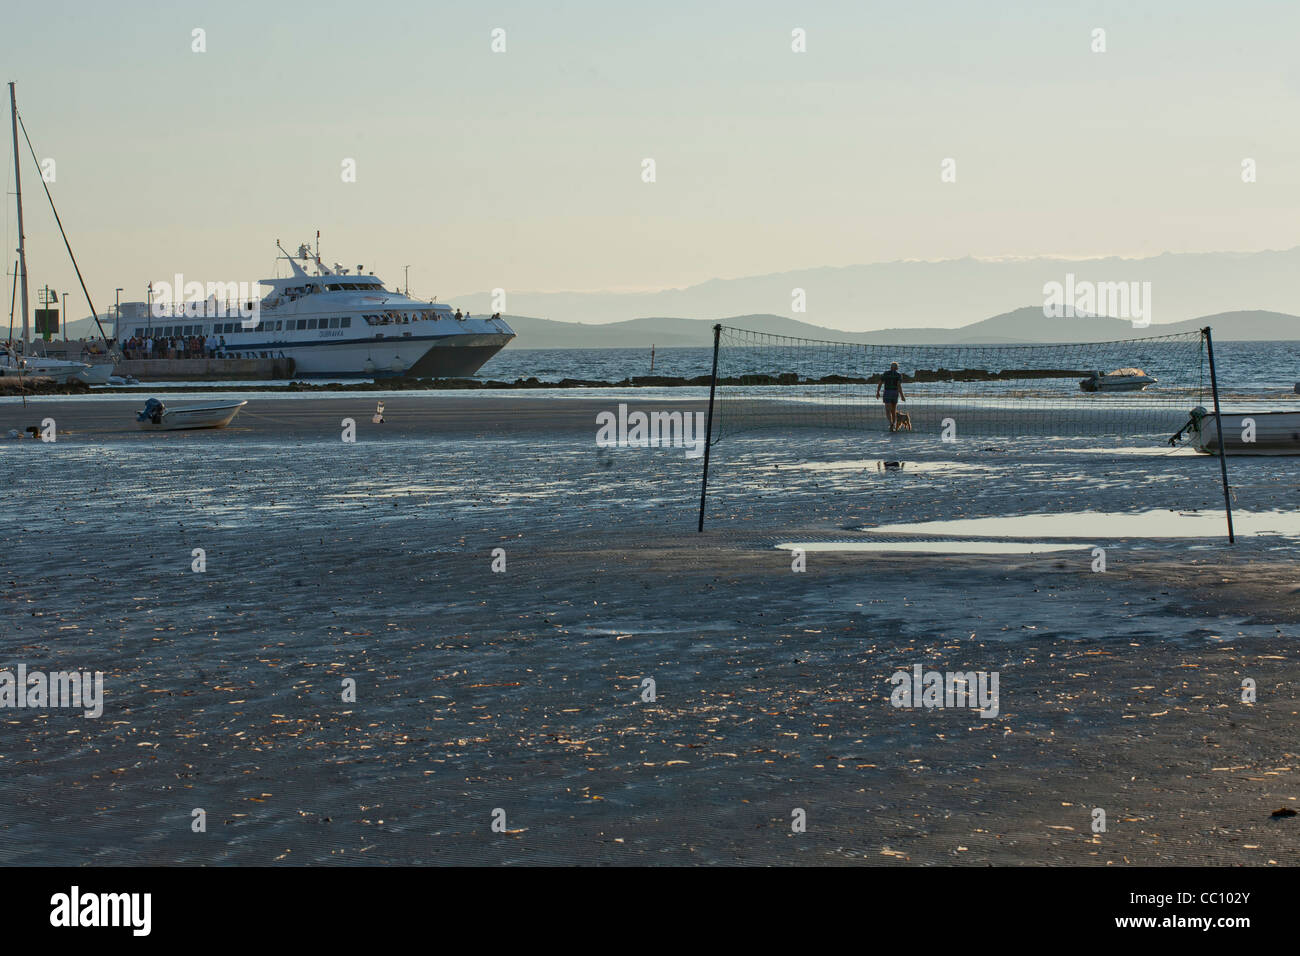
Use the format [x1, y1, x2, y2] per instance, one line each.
[893, 412, 912, 432]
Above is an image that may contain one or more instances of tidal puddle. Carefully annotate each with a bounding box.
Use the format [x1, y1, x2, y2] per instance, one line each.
[865, 509, 1300, 539]
[1059, 446, 1203, 457]
[777, 541, 1088, 555]
[779, 459, 991, 474]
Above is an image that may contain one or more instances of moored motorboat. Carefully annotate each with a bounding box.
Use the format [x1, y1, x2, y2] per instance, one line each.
[135, 398, 247, 431]
[0, 345, 90, 383]
[1080, 368, 1158, 392]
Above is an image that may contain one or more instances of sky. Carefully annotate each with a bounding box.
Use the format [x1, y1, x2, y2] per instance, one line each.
[4, 0, 1300, 321]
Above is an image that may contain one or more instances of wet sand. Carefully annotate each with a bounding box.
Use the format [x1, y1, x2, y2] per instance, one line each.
[1, 394, 1298, 864]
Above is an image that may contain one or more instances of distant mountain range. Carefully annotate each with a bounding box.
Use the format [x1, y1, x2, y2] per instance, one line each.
[451, 247, 1300, 332]
[501, 308, 1299, 349]
[50, 244, 1299, 347]
[53, 305, 1297, 349]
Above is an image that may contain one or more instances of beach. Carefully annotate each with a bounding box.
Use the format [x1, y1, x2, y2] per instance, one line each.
[1, 394, 1297, 865]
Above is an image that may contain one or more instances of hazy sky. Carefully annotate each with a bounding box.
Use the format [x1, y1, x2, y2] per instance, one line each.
[4, 0, 1300, 319]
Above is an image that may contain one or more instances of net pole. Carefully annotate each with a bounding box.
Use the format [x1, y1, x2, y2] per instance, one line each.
[697, 323, 721, 532]
[1203, 326, 1234, 544]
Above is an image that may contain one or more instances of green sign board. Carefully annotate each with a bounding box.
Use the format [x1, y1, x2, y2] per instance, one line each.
[34, 308, 59, 336]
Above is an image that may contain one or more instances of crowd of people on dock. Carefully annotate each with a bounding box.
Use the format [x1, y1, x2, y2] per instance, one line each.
[120, 333, 227, 360]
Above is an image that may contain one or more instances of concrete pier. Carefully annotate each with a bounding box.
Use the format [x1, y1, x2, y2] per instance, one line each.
[115, 357, 295, 380]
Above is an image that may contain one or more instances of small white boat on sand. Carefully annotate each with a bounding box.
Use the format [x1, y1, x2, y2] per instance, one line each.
[1172, 406, 1300, 455]
[1080, 368, 1158, 392]
[136, 398, 247, 431]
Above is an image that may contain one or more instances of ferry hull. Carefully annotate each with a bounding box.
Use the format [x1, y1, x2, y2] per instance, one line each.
[199, 332, 513, 378]
[404, 332, 514, 378]
[259, 337, 441, 377]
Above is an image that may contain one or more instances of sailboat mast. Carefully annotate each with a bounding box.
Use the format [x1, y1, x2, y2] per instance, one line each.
[9, 82, 29, 346]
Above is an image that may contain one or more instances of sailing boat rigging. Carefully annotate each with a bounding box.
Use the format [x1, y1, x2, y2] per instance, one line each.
[5, 81, 118, 383]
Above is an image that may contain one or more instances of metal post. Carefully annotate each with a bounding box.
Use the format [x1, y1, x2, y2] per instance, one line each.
[697, 324, 722, 532]
[9, 83, 29, 346]
[1203, 327, 1234, 544]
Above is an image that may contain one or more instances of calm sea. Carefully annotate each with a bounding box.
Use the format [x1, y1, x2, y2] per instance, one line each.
[491, 341, 1298, 395]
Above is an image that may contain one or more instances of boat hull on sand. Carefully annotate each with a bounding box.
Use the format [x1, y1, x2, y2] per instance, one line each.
[137, 400, 247, 431]
[1192, 411, 1300, 455]
[75, 363, 116, 385]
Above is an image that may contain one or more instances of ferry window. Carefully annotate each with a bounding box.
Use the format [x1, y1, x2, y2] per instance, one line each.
[329, 317, 339, 328]
[341, 317, 351, 328]
[296, 320, 307, 330]
[307, 319, 318, 329]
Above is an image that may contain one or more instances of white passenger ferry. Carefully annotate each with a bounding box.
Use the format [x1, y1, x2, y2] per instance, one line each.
[124, 242, 515, 378]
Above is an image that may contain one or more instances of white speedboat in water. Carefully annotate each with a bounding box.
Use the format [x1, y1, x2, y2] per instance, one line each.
[136, 398, 247, 430]
[127, 242, 516, 378]
[0, 345, 91, 383]
[1079, 367, 1158, 392]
